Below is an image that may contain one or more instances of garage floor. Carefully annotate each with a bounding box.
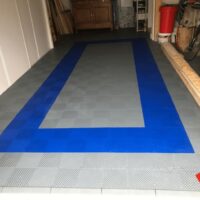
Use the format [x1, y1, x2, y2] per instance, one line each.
[0, 29, 200, 193]
[189, 57, 200, 76]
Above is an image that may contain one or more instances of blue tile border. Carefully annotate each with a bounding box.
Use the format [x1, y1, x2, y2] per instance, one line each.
[0, 39, 194, 153]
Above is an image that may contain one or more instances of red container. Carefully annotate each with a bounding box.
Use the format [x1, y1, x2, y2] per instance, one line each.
[160, 6, 178, 34]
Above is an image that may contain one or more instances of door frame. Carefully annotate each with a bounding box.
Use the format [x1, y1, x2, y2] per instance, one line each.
[151, 0, 162, 41]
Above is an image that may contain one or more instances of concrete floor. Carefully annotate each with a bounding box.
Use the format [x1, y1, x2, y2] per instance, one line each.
[0, 29, 200, 193]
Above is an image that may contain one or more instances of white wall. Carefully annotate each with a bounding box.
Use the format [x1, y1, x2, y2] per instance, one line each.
[121, 0, 133, 7]
[148, 0, 154, 28]
[0, 0, 53, 95]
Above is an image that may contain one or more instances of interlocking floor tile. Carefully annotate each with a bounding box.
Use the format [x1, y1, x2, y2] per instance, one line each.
[77, 169, 104, 188]
[6, 168, 35, 187]
[0, 154, 22, 167]
[103, 169, 128, 189]
[53, 169, 80, 188]
[28, 168, 58, 187]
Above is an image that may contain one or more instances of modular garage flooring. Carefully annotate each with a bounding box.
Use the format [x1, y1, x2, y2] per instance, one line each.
[0, 30, 200, 193]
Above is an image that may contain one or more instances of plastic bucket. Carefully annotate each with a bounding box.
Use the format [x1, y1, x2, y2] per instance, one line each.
[158, 33, 171, 43]
[160, 6, 178, 34]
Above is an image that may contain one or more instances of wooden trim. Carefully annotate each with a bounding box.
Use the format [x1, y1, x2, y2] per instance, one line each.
[161, 42, 200, 106]
[0, 46, 11, 87]
[153, 0, 162, 41]
[42, 0, 54, 49]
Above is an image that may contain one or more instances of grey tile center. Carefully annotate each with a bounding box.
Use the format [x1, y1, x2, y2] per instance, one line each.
[41, 42, 144, 128]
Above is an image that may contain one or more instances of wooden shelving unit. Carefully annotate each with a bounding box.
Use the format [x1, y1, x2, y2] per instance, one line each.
[135, 0, 148, 32]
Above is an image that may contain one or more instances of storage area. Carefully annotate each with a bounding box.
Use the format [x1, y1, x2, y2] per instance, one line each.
[134, 0, 148, 32]
[72, 0, 113, 31]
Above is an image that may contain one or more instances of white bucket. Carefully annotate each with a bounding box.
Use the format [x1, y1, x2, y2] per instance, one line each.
[158, 33, 171, 43]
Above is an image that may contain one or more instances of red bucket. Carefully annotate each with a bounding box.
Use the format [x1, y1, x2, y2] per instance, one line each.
[160, 6, 178, 34]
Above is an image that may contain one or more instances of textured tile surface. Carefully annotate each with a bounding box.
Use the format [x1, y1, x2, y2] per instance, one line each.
[0, 168, 15, 186]
[6, 168, 35, 187]
[0, 154, 22, 167]
[41, 42, 144, 128]
[77, 169, 104, 188]
[16, 153, 42, 168]
[1, 187, 51, 193]
[53, 169, 79, 188]
[0, 30, 200, 191]
[103, 169, 128, 189]
[60, 154, 85, 169]
[28, 168, 57, 187]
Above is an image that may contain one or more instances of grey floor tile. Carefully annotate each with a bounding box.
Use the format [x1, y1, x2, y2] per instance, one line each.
[77, 169, 104, 188]
[83, 154, 104, 169]
[0, 153, 4, 159]
[103, 169, 128, 189]
[41, 42, 144, 128]
[38, 154, 62, 168]
[53, 169, 80, 188]
[0, 120, 11, 132]
[0, 30, 200, 192]
[41, 119, 60, 128]
[188, 133, 200, 153]
[128, 154, 174, 170]
[0, 154, 22, 167]
[102, 154, 128, 169]
[16, 153, 43, 168]
[28, 168, 58, 187]
[178, 170, 200, 191]
[6, 168, 35, 187]
[0, 168, 15, 186]
[127, 169, 165, 190]
[60, 154, 85, 169]
[172, 154, 200, 170]
[127, 169, 200, 191]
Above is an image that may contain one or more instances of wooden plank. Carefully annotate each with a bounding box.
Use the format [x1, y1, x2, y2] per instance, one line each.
[153, 0, 162, 41]
[46, 0, 57, 42]
[161, 42, 200, 106]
